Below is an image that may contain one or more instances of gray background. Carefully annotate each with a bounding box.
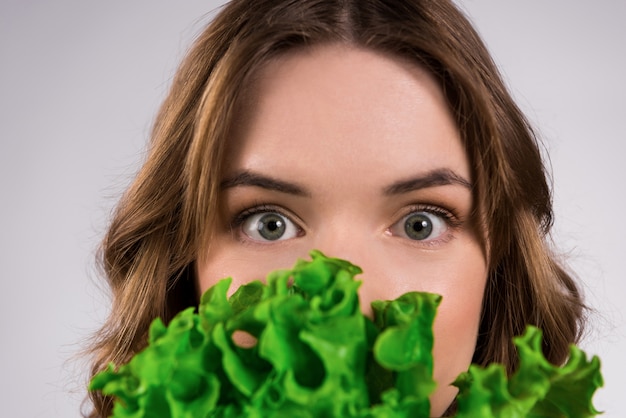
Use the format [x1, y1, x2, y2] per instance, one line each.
[1, 1, 624, 416]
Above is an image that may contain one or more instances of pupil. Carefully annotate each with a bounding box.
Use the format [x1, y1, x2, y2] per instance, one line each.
[413, 220, 427, 231]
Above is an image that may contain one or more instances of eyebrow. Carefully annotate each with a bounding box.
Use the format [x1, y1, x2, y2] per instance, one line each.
[383, 168, 472, 195]
[221, 168, 470, 196]
[220, 170, 311, 196]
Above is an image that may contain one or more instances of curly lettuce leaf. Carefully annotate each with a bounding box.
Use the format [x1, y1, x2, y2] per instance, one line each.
[453, 326, 603, 417]
[90, 251, 440, 417]
[365, 292, 440, 417]
[90, 250, 602, 418]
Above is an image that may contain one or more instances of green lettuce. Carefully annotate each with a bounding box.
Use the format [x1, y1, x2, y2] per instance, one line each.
[90, 251, 602, 417]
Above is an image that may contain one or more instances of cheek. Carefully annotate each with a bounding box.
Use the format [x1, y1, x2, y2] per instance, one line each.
[432, 243, 487, 347]
[196, 238, 309, 296]
[428, 241, 487, 414]
[432, 260, 486, 375]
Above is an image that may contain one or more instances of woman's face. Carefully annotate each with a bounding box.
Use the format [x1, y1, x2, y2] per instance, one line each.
[197, 44, 487, 416]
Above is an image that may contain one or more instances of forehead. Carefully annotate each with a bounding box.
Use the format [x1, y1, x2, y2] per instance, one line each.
[225, 44, 468, 187]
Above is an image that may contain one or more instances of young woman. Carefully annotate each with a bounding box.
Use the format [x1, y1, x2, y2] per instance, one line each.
[86, 0, 585, 416]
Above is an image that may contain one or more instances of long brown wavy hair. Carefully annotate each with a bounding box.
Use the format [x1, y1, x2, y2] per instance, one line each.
[85, 0, 585, 416]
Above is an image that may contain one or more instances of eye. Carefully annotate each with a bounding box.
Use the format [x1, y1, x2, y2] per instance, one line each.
[240, 211, 300, 242]
[390, 210, 449, 242]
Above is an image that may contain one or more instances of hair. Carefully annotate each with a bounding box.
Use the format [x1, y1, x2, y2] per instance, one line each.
[85, 0, 585, 416]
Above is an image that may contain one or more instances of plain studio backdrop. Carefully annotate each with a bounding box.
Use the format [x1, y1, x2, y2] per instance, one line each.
[1, 1, 624, 416]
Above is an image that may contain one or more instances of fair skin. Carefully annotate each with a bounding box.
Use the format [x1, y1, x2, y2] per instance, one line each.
[197, 44, 487, 416]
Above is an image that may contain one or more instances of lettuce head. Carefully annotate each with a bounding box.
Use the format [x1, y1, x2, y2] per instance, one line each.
[90, 251, 602, 417]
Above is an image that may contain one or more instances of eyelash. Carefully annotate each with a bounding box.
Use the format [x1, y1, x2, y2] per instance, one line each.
[230, 203, 302, 236]
[400, 204, 460, 227]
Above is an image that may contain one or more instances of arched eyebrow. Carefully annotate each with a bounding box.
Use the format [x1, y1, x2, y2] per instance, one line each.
[220, 170, 311, 196]
[383, 168, 472, 195]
